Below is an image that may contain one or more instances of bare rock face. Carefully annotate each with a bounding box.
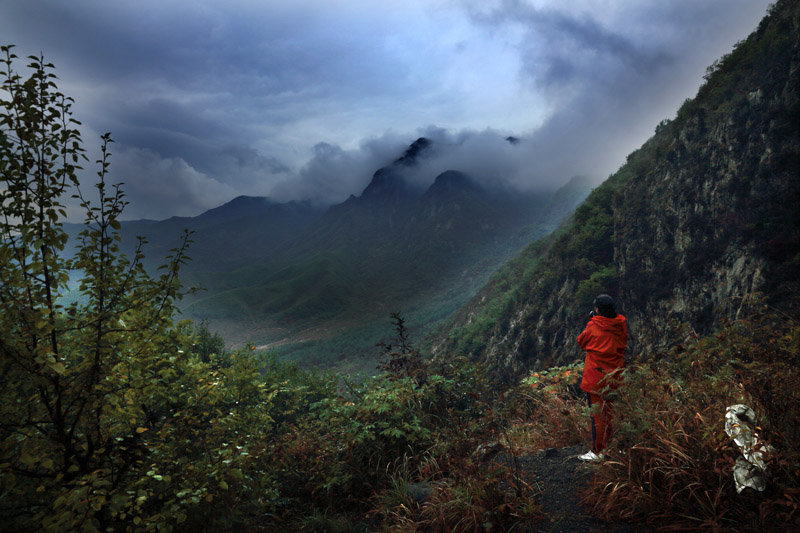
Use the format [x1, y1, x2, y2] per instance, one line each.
[612, 105, 788, 356]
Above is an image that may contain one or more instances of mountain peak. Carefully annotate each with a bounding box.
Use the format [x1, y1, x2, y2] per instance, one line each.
[426, 170, 481, 198]
[394, 137, 432, 167]
[205, 195, 274, 213]
[195, 195, 277, 223]
[360, 168, 416, 204]
[358, 138, 433, 204]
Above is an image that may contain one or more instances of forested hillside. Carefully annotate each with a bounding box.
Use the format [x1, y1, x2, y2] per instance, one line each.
[431, 0, 800, 375]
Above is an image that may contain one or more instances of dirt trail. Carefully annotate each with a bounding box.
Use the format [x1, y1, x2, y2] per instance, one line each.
[498, 445, 653, 532]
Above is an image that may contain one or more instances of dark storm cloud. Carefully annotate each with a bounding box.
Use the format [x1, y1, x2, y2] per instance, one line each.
[115, 99, 228, 143]
[0, 0, 775, 219]
[1, 1, 373, 94]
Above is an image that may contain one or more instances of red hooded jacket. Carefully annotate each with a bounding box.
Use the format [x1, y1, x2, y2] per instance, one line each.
[578, 314, 627, 393]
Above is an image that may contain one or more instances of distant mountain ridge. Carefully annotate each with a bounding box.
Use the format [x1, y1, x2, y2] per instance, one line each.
[89, 134, 591, 369]
[429, 0, 800, 375]
[65, 195, 326, 273]
[192, 195, 279, 224]
[126, 197, 325, 272]
[59, 129, 591, 371]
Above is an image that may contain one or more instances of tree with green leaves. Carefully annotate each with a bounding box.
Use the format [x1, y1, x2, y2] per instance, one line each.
[0, 46, 275, 531]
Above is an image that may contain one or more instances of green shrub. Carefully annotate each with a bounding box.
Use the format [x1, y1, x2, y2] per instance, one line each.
[0, 47, 278, 531]
[575, 265, 618, 307]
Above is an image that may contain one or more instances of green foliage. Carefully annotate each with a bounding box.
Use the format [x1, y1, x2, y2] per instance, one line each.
[250, 351, 500, 526]
[189, 320, 228, 366]
[499, 362, 588, 453]
[377, 312, 427, 379]
[435, 238, 549, 358]
[696, 0, 795, 122]
[521, 361, 583, 394]
[555, 178, 622, 269]
[0, 47, 275, 531]
[447, 293, 508, 356]
[575, 265, 618, 307]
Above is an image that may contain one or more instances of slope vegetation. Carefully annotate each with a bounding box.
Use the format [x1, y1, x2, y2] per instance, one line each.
[431, 0, 800, 375]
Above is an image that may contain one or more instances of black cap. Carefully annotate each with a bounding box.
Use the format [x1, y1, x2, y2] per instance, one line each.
[593, 294, 617, 318]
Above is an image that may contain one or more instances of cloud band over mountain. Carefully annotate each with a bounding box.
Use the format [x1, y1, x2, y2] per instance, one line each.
[0, 0, 772, 219]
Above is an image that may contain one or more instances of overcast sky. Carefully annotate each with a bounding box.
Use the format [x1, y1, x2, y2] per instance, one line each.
[1, 0, 772, 220]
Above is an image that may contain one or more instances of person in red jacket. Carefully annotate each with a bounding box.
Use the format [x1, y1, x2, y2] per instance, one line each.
[577, 294, 627, 462]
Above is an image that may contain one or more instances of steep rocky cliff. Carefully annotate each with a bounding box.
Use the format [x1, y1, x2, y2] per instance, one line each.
[431, 0, 800, 375]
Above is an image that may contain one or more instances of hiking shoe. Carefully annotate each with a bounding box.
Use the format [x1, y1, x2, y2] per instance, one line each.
[578, 450, 604, 462]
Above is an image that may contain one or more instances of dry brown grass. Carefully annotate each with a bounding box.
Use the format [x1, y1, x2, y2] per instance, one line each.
[581, 314, 800, 531]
